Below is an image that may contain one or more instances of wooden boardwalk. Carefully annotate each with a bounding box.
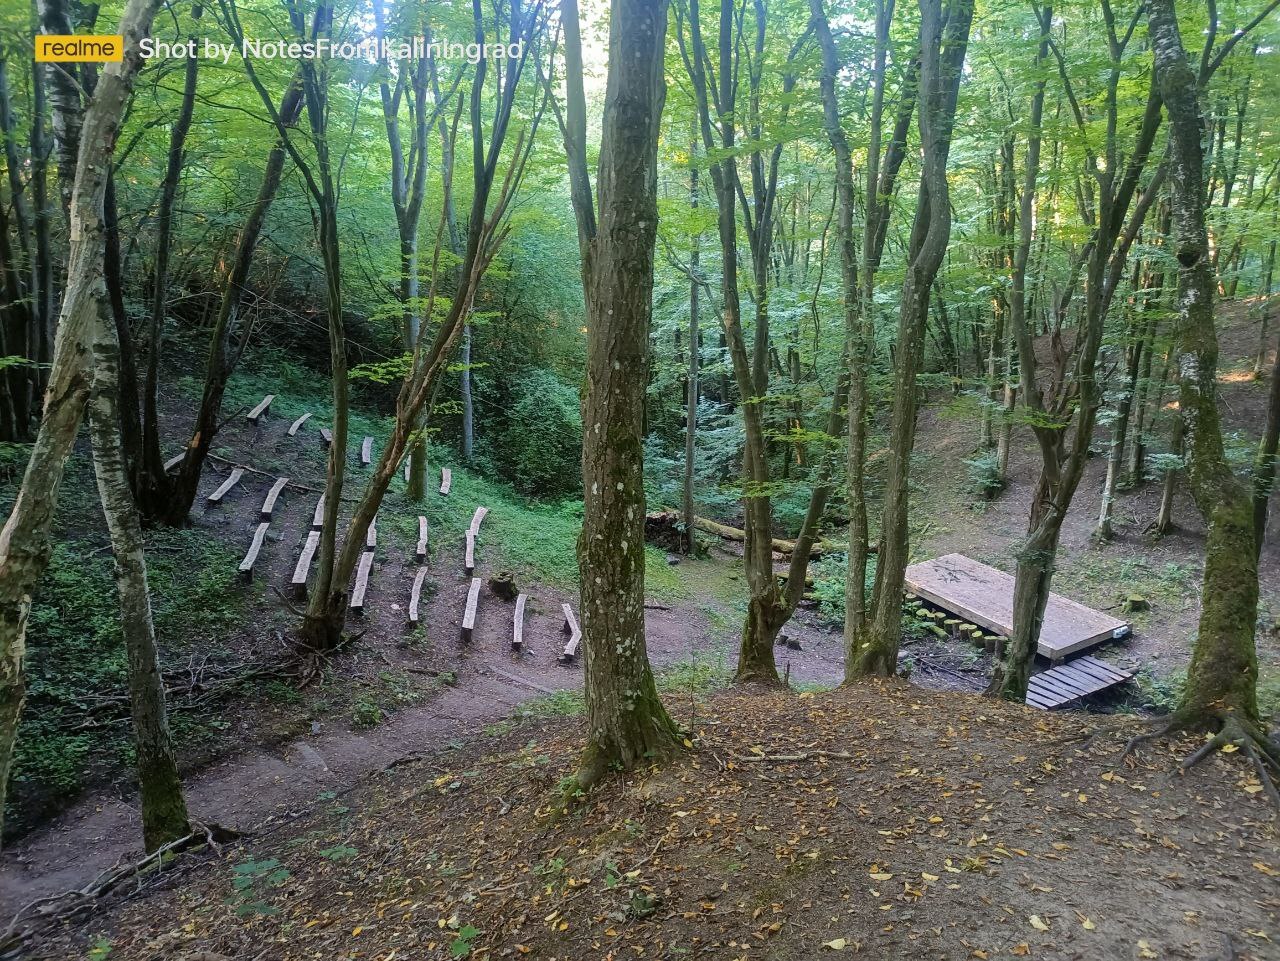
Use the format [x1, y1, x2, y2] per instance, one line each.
[1026, 656, 1133, 710]
[905, 553, 1130, 661]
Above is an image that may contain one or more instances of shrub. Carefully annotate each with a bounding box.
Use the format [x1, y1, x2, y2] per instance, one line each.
[501, 369, 582, 499]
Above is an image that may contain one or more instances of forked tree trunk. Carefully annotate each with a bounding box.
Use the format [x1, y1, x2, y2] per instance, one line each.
[0, 0, 162, 838]
[573, 0, 681, 786]
[852, 0, 973, 677]
[1149, 0, 1260, 728]
[153, 79, 306, 526]
[87, 316, 190, 851]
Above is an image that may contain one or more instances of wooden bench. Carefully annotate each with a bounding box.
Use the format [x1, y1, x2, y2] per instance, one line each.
[287, 412, 312, 435]
[512, 594, 527, 651]
[408, 567, 429, 624]
[559, 603, 582, 663]
[311, 494, 326, 529]
[461, 576, 482, 641]
[350, 550, 374, 615]
[163, 451, 185, 472]
[415, 516, 429, 562]
[464, 530, 476, 576]
[320, 427, 333, 446]
[361, 436, 373, 465]
[206, 468, 244, 505]
[238, 522, 271, 582]
[404, 461, 411, 482]
[247, 394, 274, 423]
[366, 514, 377, 550]
[291, 530, 320, 597]
[468, 506, 488, 536]
[260, 477, 289, 520]
[439, 467, 452, 495]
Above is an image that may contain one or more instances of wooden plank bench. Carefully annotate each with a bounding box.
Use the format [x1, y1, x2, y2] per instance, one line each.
[320, 427, 333, 447]
[238, 522, 271, 581]
[350, 550, 374, 615]
[287, 411, 312, 435]
[404, 461, 411, 482]
[1025, 656, 1133, 710]
[366, 514, 377, 550]
[512, 594, 527, 651]
[408, 567, 429, 624]
[464, 531, 476, 576]
[461, 577, 482, 641]
[361, 436, 373, 465]
[559, 603, 582, 663]
[260, 477, 289, 520]
[291, 530, 320, 597]
[415, 516, 429, 562]
[439, 467, 452, 495]
[247, 394, 274, 423]
[206, 467, 244, 505]
[163, 451, 185, 472]
[468, 506, 488, 536]
[311, 494, 325, 529]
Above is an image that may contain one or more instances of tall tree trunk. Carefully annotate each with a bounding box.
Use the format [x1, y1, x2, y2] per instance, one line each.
[153, 80, 306, 526]
[87, 310, 190, 851]
[139, 3, 203, 510]
[1253, 338, 1279, 560]
[683, 153, 700, 555]
[1255, 228, 1275, 378]
[1149, 0, 1261, 732]
[0, 0, 162, 838]
[852, 0, 973, 677]
[554, 0, 681, 786]
[36, 0, 83, 220]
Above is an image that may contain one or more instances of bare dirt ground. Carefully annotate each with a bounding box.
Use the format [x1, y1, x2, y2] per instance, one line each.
[31, 683, 1280, 961]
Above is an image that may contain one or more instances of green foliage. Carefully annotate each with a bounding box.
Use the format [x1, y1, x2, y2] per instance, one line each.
[450, 925, 481, 958]
[963, 451, 1006, 499]
[497, 369, 582, 498]
[227, 858, 291, 917]
[351, 697, 384, 730]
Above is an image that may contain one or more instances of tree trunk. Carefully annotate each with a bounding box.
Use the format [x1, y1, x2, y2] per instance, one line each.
[683, 154, 699, 555]
[0, 0, 162, 838]
[87, 310, 190, 852]
[153, 79, 306, 525]
[1253, 336, 1279, 559]
[1149, 0, 1261, 728]
[37, 0, 84, 220]
[853, 0, 973, 678]
[574, 0, 681, 787]
[140, 3, 203, 509]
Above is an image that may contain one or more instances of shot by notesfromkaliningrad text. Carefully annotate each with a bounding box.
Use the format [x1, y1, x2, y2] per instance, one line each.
[139, 36, 522, 64]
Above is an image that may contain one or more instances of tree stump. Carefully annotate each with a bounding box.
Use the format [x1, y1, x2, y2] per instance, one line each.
[489, 570, 519, 602]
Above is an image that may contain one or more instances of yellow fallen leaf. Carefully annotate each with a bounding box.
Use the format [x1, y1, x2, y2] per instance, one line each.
[1010, 944, 1030, 956]
[1030, 915, 1049, 932]
[823, 938, 849, 950]
[921, 872, 939, 882]
[1138, 940, 1157, 958]
[352, 926, 363, 937]
[1082, 918, 1096, 930]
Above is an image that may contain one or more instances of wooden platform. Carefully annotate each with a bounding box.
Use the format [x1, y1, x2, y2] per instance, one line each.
[1026, 656, 1133, 710]
[905, 553, 1130, 661]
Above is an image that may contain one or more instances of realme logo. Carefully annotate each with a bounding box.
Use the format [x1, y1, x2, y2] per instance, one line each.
[35, 35, 124, 62]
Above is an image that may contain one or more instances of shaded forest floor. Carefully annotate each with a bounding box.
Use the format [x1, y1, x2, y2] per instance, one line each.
[32, 682, 1280, 961]
[1, 301, 1278, 950]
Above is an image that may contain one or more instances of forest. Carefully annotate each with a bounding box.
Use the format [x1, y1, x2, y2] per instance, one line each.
[0, 0, 1278, 956]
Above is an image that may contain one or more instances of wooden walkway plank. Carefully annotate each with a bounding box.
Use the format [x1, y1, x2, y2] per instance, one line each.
[350, 550, 375, 615]
[415, 516, 429, 562]
[559, 603, 582, 663]
[439, 467, 452, 496]
[366, 514, 377, 551]
[207, 468, 244, 505]
[468, 506, 488, 536]
[311, 494, 326, 529]
[464, 531, 476, 576]
[461, 577, 482, 641]
[292, 530, 320, 596]
[163, 452, 185, 472]
[408, 567, 429, 624]
[905, 553, 1131, 661]
[247, 394, 274, 423]
[238, 522, 271, 581]
[361, 436, 373, 465]
[513, 594, 527, 651]
[287, 412, 313, 435]
[1024, 655, 1133, 710]
[260, 477, 289, 520]
[320, 427, 333, 446]
[1072, 655, 1133, 683]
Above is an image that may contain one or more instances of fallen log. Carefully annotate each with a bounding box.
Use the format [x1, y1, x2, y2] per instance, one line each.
[644, 511, 836, 557]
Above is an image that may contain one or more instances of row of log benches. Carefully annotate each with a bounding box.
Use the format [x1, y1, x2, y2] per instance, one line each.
[183, 392, 582, 662]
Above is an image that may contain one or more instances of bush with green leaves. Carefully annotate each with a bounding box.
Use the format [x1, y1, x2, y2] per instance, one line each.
[498, 369, 583, 499]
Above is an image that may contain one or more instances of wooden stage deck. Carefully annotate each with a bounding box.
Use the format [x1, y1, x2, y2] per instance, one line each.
[1027, 656, 1133, 710]
[905, 553, 1130, 661]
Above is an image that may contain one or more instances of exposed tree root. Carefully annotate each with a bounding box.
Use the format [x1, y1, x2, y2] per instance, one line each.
[1121, 710, 1280, 810]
